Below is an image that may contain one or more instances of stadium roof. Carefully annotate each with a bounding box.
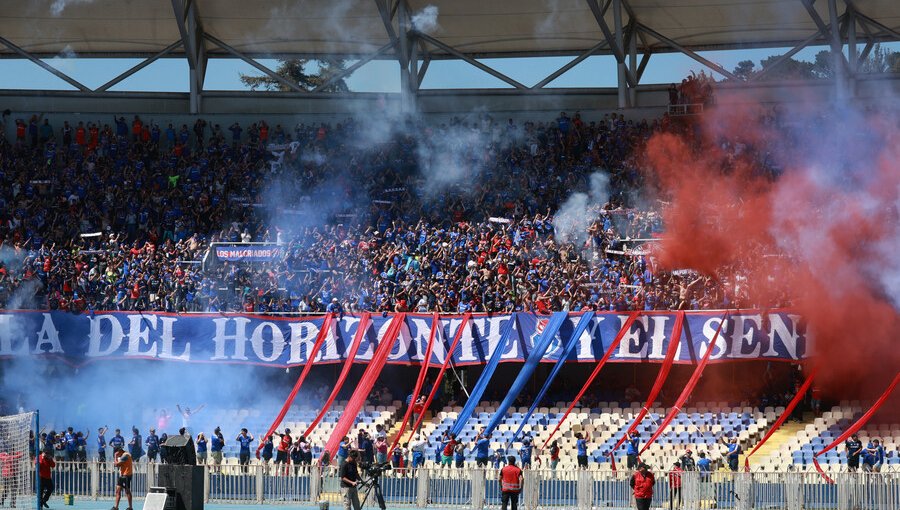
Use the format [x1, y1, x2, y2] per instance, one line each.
[1, 0, 898, 59]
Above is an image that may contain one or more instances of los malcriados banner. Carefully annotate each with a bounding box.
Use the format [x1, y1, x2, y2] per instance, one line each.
[0, 311, 807, 368]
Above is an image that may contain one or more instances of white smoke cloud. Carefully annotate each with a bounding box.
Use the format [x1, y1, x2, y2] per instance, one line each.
[50, 0, 94, 17]
[553, 172, 610, 246]
[411, 5, 440, 34]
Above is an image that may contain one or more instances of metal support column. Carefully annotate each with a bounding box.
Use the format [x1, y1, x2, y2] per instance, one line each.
[847, 6, 857, 96]
[172, 0, 207, 114]
[628, 24, 638, 106]
[827, 0, 848, 99]
[613, 0, 628, 108]
[397, 0, 414, 113]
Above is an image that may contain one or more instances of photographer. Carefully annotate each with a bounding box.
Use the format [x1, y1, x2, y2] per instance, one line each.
[339, 451, 362, 510]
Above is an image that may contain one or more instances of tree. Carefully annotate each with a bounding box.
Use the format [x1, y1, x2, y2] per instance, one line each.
[859, 44, 900, 74]
[732, 60, 756, 81]
[240, 58, 351, 92]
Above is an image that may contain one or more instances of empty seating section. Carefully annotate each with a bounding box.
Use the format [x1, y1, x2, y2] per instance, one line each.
[770, 402, 900, 473]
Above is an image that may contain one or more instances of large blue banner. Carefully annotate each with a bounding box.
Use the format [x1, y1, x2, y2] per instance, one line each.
[0, 311, 806, 368]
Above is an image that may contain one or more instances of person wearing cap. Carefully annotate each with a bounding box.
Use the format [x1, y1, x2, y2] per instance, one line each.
[499, 456, 523, 510]
[668, 461, 683, 509]
[625, 431, 640, 470]
[339, 451, 361, 510]
[679, 449, 696, 471]
[112, 445, 133, 510]
[630, 462, 655, 510]
[845, 433, 863, 472]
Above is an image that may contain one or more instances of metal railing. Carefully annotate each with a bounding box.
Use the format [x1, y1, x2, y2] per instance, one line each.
[47, 462, 900, 509]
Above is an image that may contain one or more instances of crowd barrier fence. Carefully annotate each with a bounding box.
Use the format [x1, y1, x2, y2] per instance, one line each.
[46, 461, 900, 509]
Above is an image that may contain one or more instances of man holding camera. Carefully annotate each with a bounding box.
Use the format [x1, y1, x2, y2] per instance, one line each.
[339, 451, 362, 510]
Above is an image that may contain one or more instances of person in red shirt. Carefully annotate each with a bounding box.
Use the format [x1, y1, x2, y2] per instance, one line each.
[38, 450, 56, 508]
[0, 450, 24, 506]
[630, 463, 655, 510]
[499, 456, 523, 510]
[273, 429, 292, 474]
[668, 461, 683, 509]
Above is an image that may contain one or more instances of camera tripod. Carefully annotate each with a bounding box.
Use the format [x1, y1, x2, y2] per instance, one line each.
[357, 474, 386, 510]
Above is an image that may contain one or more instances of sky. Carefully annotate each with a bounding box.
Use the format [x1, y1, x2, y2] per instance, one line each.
[1, 42, 896, 93]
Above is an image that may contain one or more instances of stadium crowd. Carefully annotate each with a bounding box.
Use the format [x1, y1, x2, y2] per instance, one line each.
[0, 109, 767, 314]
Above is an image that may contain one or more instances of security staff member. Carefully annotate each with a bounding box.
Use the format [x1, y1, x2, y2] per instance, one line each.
[499, 456, 524, 510]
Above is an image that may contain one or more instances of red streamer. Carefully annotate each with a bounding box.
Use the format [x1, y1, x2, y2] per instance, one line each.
[389, 313, 439, 455]
[744, 365, 818, 471]
[610, 311, 685, 471]
[640, 311, 729, 454]
[302, 312, 371, 439]
[407, 313, 472, 437]
[256, 313, 335, 458]
[322, 313, 407, 461]
[813, 371, 900, 483]
[542, 312, 640, 449]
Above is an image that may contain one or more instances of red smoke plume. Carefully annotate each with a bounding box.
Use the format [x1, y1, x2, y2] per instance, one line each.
[643, 101, 900, 398]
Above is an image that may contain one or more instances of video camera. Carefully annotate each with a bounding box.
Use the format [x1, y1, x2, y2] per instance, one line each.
[360, 461, 392, 478]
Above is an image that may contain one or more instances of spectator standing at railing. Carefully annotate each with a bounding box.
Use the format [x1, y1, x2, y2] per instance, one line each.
[210, 427, 225, 473]
[625, 431, 640, 469]
[499, 456, 524, 510]
[668, 461, 683, 510]
[518, 436, 533, 469]
[195, 433, 208, 465]
[474, 433, 491, 467]
[454, 442, 466, 468]
[145, 429, 160, 463]
[575, 433, 588, 469]
[236, 428, 255, 472]
[549, 440, 560, 470]
[409, 435, 426, 470]
[336, 436, 350, 469]
[109, 429, 125, 453]
[723, 437, 740, 472]
[129, 428, 143, 463]
[630, 463, 655, 510]
[96, 427, 108, 464]
[867, 439, 885, 473]
[844, 434, 863, 472]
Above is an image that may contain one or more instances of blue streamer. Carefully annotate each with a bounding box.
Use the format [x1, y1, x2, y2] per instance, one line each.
[450, 315, 519, 437]
[509, 311, 596, 444]
[483, 311, 569, 436]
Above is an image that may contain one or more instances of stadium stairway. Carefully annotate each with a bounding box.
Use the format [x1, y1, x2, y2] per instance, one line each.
[744, 420, 806, 469]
